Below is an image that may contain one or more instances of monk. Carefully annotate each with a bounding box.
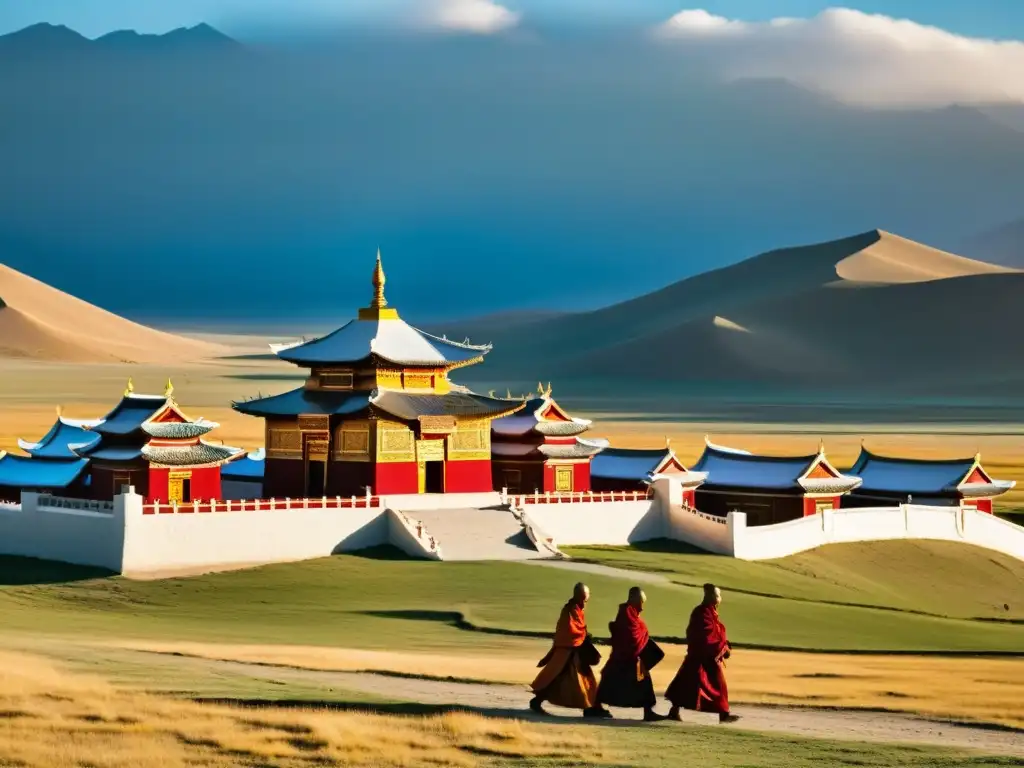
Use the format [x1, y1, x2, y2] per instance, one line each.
[596, 586, 665, 721]
[530, 582, 608, 718]
[665, 583, 740, 723]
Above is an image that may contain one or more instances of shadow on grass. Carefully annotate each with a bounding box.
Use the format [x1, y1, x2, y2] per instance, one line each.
[0, 555, 114, 586]
[192, 697, 658, 730]
[344, 545, 417, 561]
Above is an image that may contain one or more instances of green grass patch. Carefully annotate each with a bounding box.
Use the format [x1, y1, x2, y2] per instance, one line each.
[573, 726, 1022, 768]
[1, 552, 1022, 653]
[562, 539, 1024, 621]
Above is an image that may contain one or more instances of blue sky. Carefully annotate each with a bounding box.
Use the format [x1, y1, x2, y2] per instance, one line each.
[2, 0, 1023, 39]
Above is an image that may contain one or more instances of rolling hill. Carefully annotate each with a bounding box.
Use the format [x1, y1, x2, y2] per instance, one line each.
[0, 263, 228, 363]
[437, 230, 1024, 393]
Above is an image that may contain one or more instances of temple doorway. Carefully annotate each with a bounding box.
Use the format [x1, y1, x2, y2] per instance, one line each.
[305, 459, 326, 497]
[424, 461, 444, 493]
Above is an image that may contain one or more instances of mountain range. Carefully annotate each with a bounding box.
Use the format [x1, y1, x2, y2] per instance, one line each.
[435, 230, 1024, 395]
[0, 23, 1023, 324]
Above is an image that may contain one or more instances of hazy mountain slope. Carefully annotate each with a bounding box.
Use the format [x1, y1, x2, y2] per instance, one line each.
[0, 264, 228, 363]
[446, 231, 1021, 392]
[961, 217, 1024, 268]
[3, 27, 1024, 321]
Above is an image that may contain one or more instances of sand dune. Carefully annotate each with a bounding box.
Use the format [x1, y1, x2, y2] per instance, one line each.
[441, 230, 1024, 392]
[834, 230, 1015, 284]
[0, 264, 228, 363]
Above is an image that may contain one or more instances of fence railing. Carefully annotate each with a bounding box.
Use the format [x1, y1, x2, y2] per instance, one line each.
[38, 495, 114, 513]
[508, 489, 652, 508]
[142, 495, 382, 515]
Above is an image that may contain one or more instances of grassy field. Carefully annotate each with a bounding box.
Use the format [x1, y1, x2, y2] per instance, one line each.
[2, 551, 1023, 654]
[0, 649, 1016, 768]
[562, 539, 1024, 620]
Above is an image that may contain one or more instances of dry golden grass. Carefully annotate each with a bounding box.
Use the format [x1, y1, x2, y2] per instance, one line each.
[117, 641, 1024, 729]
[0, 649, 600, 768]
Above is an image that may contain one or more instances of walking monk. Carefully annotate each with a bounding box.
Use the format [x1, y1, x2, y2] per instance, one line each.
[596, 586, 665, 721]
[665, 583, 740, 723]
[530, 582, 608, 718]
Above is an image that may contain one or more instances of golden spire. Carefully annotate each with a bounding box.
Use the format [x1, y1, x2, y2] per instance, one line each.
[124, 377, 134, 397]
[371, 247, 387, 309]
[358, 248, 399, 320]
[818, 438, 825, 454]
[665, 435, 672, 449]
[164, 378, 174, 398]
[56, 404, 63, 417]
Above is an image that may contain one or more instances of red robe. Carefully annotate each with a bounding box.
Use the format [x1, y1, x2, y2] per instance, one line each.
[597, 603, 657, 708]
[665, 603, 730, 713]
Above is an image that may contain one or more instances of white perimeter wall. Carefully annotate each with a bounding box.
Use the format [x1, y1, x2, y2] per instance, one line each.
[121, 496, 390, 574]
[730, 504, 1024, 561]
[0, 494, 125, 572]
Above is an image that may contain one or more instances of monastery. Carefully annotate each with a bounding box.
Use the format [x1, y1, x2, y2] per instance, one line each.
[1, 251, 1022, 574]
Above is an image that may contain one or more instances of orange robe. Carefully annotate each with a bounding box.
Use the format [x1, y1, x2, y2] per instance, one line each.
[531, 599, 598, 710]
[665, 603, 730, 714]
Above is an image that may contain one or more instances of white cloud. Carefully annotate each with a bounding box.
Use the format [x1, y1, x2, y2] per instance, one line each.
[422, 0, 520, 34]
[654, 7, 1024, 107]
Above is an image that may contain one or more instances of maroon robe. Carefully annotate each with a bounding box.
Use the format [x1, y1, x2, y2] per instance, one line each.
[597, 603, 656, 708]
[665, 603, 730, 714]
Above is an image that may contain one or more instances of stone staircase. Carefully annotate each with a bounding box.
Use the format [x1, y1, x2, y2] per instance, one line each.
[396, 505, 547, 561]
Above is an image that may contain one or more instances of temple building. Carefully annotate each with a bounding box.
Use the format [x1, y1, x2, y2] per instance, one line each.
[692, 437, 862, 525]
[0, 412, 99, 501]
[589, 443, 706, 503]
[490, 385, 608, 493]
[846, 447, 1015, 512]
[233, 251, 525, 497]
[0, 381, 244, 503]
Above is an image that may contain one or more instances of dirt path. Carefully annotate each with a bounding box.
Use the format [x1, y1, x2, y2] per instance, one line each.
[203, 657, 1024, 757]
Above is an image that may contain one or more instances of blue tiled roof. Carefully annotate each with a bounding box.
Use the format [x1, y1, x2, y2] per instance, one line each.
[848, 449, 974, 495]
[0, 454, 89, 489]
[21, 419, 99, 459]
[92, 395, 168, 436]
[233, 388, 371, 418]
[78, 446, 144, 461]
[591, 448, 673, 482]
[221, 456, 264, 480]
[693, 445, 816, 490]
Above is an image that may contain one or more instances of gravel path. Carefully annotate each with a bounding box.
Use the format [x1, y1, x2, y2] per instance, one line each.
[207, 657, 1024, 757]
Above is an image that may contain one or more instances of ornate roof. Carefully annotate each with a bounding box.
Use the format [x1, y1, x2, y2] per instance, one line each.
[274, 318, 490, 368]
[0, 452, 89, 489]
[270, 251, 491, 368]
[18, 416, 100, 459]
[491, 391, 593, 438]
[694, 438, 861, 494]
[142, 419, 218, 439]
[89, 394, 171, 437]
[233, 388, 371, 418]
[591, 446, 697, 484]
[848, 448, 1014, 498]
[221, 450, 265, 480]
[371, 389, 525, 421]
[81, 445, 145, 462]
[142, 441, 245, 468]
[538, 438, 609, 460]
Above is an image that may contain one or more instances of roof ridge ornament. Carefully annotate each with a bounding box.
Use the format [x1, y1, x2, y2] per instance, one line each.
[164, 378, 174, 398]
[124, 377, 134, 397]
